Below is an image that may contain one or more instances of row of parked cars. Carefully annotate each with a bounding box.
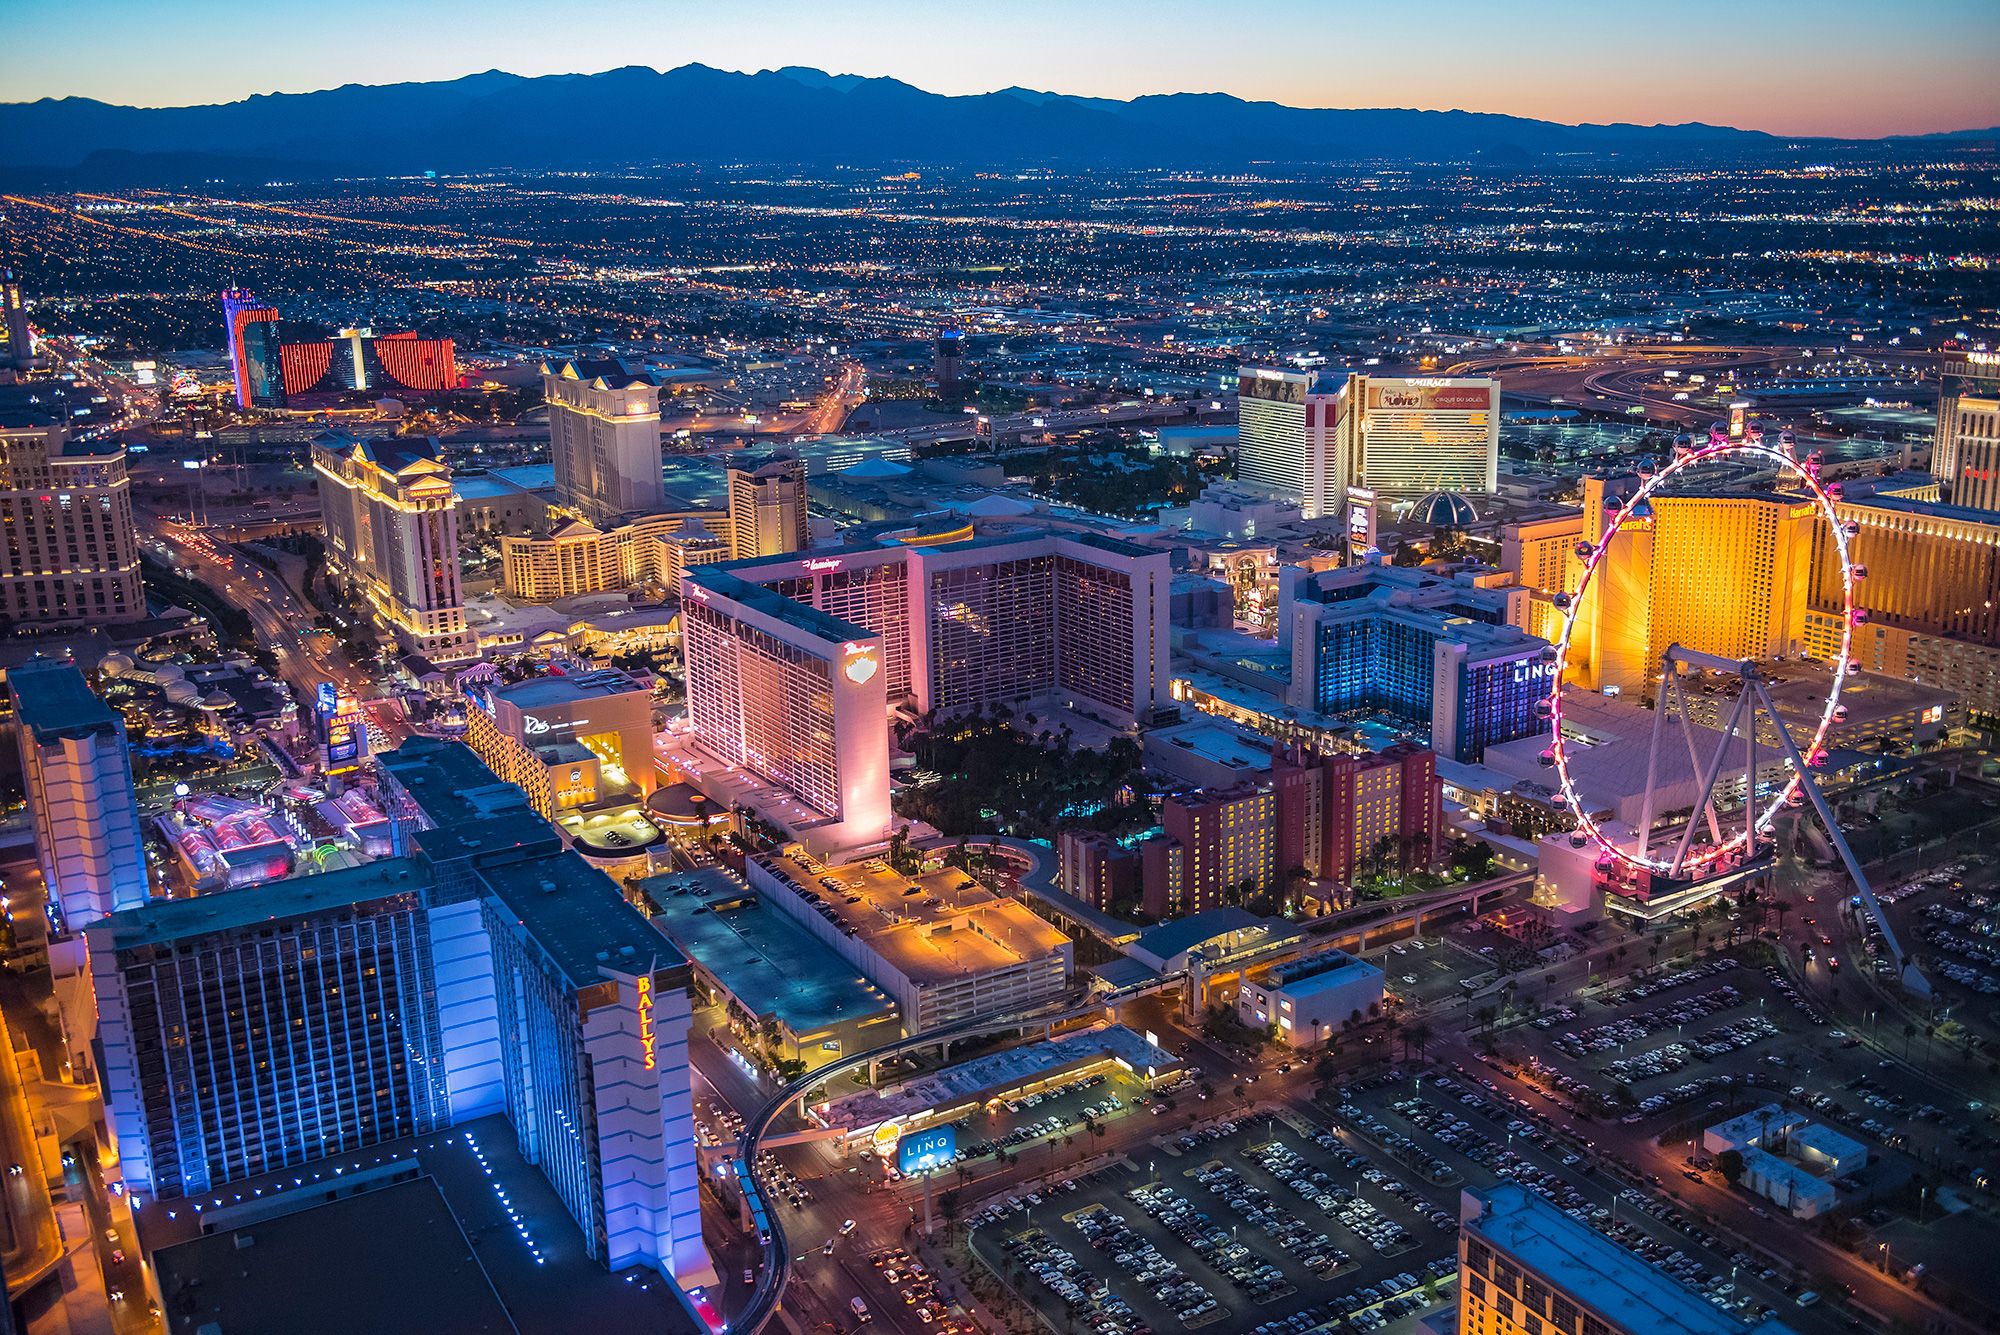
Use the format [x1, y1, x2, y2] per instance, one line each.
[1552, 982, 1747, 1059]
[1250, 1134, 1422, 1251]
[1191, 1157, 1343, 1282]
[1330, 1103, 1455, 1185]
[1002, 1226, 1155, 1330]
[1133, 1179, 1291, 1306]
[1761, 962, 1829, 1024]
[1600, 1014, 1779, 1085]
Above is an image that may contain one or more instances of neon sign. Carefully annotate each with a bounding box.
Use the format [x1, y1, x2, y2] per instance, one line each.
[805, 557, 843, 573]
[843, 644, 880, 686]
[637, 974, 656, 1070]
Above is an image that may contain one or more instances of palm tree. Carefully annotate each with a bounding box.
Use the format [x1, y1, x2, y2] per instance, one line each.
[1404, 1019, 1436, 1062]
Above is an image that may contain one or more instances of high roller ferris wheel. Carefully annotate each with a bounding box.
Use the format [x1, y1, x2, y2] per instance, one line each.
[1539, 424, 1927, 995]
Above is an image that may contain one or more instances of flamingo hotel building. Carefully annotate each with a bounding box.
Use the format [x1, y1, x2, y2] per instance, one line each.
[679, 528, 1172, 853]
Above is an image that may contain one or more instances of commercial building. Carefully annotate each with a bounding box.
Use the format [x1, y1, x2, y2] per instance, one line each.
[88, 860, 451, 1200]
[1284, 559, 1550, 763]
[500, 509, 728, 603]
[1236, 946, 1384, 1048]
[1935, 354, 2000, 513]
[691, 528, 1173, 724]
[727, 453, 810, 558]
[1805, 489, 2000, 719]
[463, 665, 663, 860]
[1237, 368, 1499, 521]
[544, 358, 666, 524]
[746, 849, 1072, 1032]
[933, 330, 965, 391]
[10, 659, 150, 929]
[1057, 829, 1140, 912]
[221, 289, 283, 409]
[681, 529, 1172, 849]
[810, 1024, 1176, 1146]
[681, 569, 893, 852]
[1141, 784, 1276, 919]
[2, 269, 32, 370]
[639, 867, 899, 1069]
[1702, 1104, 1860, 1219]
[222, 292, 456, 407]
[1273, 741, 1442, 886]
[0, 410, 143, 625]
[94, 737, 717, 1290]
[1560, 479, 1815, 693]
[280, 329, 456, 400]
[313, 433, 479, 663]
[1237, 368, 1332, 517]
[1459, 1182, 1798, 1335]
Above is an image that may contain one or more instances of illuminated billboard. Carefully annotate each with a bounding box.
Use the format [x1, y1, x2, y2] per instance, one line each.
[897, 1126, 957, 1176]
[1345, 486, 1376, 557]
[321, 689, 367, 772]
[1368, 383, 1492, 413]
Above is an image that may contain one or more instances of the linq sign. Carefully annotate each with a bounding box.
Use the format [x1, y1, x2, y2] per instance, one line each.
[897, 1126, 957, 1176]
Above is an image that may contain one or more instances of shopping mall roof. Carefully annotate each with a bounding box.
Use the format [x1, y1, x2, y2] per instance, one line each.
[478, 849, 686, 991]
[492, 666, 648, 709]
[639, 869, 895, 1037]
[9, 658, 120, 740]
[91, 858, 433, 951]
[151, 1178, 514, 1335]
[378, 737, 536, 829]
[1467, 1184, 1797, 1335]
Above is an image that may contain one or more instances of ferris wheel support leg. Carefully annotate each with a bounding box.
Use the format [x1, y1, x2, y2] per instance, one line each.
[1638, 656, 1674, 853]
[1748, 680, 1928, 999]
[1666, 671, 1725, 853]
[1670, 685, 1751, 876]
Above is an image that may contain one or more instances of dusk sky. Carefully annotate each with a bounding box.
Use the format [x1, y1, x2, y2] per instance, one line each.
[3, 0, 1998, 138]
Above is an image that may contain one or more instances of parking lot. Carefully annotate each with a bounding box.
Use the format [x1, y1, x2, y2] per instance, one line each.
[1336, 1071, 1817, 1329]
[968, 1117, 1456, 1335]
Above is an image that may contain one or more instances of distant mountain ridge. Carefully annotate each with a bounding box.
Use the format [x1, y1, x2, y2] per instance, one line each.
[0, 64, 1975, 182]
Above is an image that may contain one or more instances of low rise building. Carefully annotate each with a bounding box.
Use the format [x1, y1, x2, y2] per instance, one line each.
[1702, 1103, 1860, 1220]
[1057, 829, 1140, 913]
[1236, 946, 1384, 1048]
[463, 666, 663, 862]
[639, 867, 899, 1069]
[746, 849, 1072, 1032]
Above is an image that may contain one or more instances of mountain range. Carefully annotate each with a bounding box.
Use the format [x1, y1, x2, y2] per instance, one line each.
[2, 64, 1992, 184]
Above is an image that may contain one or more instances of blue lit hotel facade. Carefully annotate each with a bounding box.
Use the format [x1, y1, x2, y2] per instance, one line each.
[88, 738, 716, 1290]
[1282, 560, 1551, 762]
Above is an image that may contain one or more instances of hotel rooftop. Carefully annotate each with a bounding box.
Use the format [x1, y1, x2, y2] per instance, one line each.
[754, 849, 1069, 984]
[1466, 1183, 1797, 1335]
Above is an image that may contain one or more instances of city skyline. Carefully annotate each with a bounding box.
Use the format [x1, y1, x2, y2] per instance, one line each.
[0, 9, 1996, 1324]
[2, 0, 1998, 138]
